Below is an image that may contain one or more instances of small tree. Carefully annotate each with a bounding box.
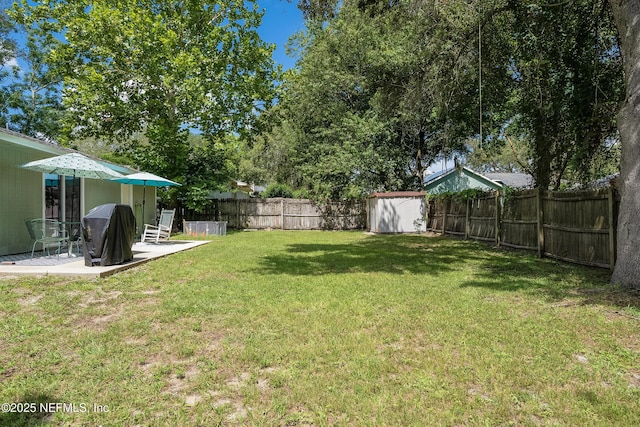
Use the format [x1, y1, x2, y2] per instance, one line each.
[262, 183, 294, 199]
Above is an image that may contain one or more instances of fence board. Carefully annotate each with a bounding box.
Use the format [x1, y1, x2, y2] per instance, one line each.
[179, 198, 365, 231]
[468, 194, 498, 242]
[427, 187, 619, 269]
[501, 189, 538, 251]
[542, 189, 613, 268]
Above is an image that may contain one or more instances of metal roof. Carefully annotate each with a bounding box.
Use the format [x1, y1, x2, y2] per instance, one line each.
[369, 191, 427, 198]
[484, 172, 535, 189]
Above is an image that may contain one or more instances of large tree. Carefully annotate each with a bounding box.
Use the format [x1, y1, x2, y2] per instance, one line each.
[6, 24, 62, 140]
[505, 0, 622, 189]
[0, 4, 17, 128]
[607, 0, 640, 288]
[11, 0, 278, 185]
[254, 0, 499, 199]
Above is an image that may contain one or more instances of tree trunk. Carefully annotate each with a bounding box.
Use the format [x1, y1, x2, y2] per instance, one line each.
[608, 0, 640, 289]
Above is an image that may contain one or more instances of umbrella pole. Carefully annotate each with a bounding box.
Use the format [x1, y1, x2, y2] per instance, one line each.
[71, 171, 76, 224]
[142, 183, 146, 228]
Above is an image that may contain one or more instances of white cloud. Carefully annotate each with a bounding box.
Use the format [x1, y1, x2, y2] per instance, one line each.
[3, 57, 19, 68]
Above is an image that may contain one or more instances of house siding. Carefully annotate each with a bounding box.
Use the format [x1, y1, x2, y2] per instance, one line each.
[0, 141, 48, 255]
[424, 168, 503, 194]
[0, 130, 140, 256]
[85, 179, 125, 217]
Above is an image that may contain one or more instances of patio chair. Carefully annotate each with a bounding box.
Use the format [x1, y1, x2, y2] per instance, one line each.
[24, 219, 69, 259]
[141, 209, 175, 243]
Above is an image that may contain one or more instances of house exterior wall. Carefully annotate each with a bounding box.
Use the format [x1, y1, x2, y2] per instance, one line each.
[85, 178, 124, 216]
[133, 185, 157, 226]
[425, 170, 501, 194]
[85, 182, 155, 234]
[0, 130, 140, 256]
[370, 196, 427, 233]
[0, 140, 51, 255]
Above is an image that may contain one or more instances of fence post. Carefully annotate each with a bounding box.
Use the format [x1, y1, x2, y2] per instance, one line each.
[236, 199, 240, 229]
[442, 198, 448, 235]
[495, 191, 501, 246]
[608, 187, 616, 270]
[536, 187, 544, 258]
[281, 198, 285, 230]
[465, 198, 470, 239]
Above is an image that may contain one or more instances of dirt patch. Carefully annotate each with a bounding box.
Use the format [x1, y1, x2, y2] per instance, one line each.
[92, 307, 124, 326]
[573, 354, 589, 365]
[18, 293, 44, 306]
[1, 366, 17, 380]
[227, 403, 248, 421]
[135, 297, 159, 308]
[123, 337, 147, 346]
[138, 358, 163, 376]
[226, 372, 251, 389]
[72, 303, 125, 331]
[467, 385, 491, 402]
[165, 375, 188, 395]
[212, 399, 248, 422]
[627, 371, 640, 389]
[184, 395, 202, 407]
[78, 288, 122, 307]
[203, 333, 226, 353]
[256, 378, 270, 391]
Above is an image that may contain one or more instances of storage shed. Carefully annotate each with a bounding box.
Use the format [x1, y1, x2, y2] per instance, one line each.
[367, 192, 427, 233]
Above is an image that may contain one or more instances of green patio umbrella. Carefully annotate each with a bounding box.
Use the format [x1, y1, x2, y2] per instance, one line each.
[20, 153, 124, 223]
[111, 171, 181, 225]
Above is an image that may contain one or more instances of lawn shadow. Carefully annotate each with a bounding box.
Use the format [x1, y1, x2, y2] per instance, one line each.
[256, 234, 489, 276]
[459, 244, 640, 310]
[0, 394, 58, 426]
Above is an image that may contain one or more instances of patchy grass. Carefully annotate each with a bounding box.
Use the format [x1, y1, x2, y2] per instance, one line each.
[0, 231, 638, 426]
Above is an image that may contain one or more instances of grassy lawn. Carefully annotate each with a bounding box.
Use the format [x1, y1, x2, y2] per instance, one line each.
[1, 231, 639, 426]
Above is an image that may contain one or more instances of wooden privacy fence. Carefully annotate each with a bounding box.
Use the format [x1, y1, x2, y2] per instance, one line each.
[180, 198, 366, 231]
[427, 188, 620, 269]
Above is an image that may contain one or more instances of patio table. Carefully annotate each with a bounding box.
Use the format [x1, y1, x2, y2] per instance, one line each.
[60, 221, 82, 256]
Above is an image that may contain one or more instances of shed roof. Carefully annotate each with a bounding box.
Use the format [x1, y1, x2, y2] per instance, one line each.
[369, 191, 426, 199]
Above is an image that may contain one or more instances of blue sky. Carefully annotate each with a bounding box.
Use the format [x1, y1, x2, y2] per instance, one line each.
[257, 0, 305, 70]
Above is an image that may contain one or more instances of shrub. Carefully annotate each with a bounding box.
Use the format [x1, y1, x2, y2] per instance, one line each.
[262, 183, 294, 198]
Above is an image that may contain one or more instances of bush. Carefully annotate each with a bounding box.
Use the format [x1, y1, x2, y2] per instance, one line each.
[262, 183, 294, 198]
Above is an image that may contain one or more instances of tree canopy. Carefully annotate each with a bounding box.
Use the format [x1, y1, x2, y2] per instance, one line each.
[241, 0, 622, 199]
[10, 0, 279, 203]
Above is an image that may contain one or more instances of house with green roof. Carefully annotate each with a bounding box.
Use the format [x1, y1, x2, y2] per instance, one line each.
[424, 166, 534, 194]
[0, 129, 151, 256]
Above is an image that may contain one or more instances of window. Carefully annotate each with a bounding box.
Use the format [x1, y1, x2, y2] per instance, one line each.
[44, 174, 81, 222]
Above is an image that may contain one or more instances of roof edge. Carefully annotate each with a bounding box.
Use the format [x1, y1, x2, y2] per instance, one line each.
[424, 166, 505, 190]
[369, 191, 427, 198]
[1, 128, 136, 174]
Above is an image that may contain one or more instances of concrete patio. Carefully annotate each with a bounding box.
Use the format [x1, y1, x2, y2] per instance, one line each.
[0, 240, 209, 279]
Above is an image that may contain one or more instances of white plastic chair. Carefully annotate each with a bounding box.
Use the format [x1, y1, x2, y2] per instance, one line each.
[141, 209, 175, 243]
